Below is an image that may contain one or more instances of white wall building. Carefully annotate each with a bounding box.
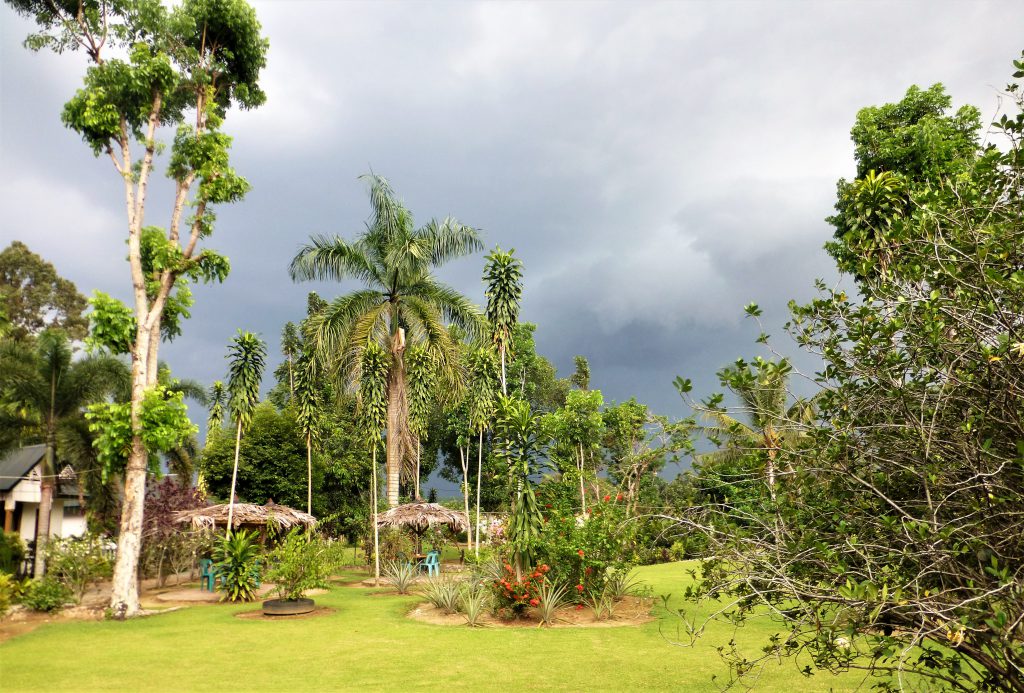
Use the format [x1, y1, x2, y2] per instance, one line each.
[1, 444, 87, 546]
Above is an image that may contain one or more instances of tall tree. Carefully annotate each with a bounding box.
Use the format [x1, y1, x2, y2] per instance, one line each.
[0, 331, 126, 575]
[569, 355, 591, 391]
[547, 388, 604, 514]
[225, 331, 266, 534]
[7, 0, 268, 618]
[0, 241, 88, 341]
[293, 349, 320, 515]
[279, 322, 301, 402]
[405, 345, 434, 500]
[289, 173, 483, 507]
[483, 247, 523, 395]
[358, 343, 389, 585]
[466, 345, 497, 555]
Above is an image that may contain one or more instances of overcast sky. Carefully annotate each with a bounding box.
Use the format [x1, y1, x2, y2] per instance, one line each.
[2, 1, 1023, 487]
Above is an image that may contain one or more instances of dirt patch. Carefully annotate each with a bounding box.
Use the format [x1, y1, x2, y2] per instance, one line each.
[0, 604, 106, 643]
[234, 606, 336, 621]
[407, 595, 656, 629]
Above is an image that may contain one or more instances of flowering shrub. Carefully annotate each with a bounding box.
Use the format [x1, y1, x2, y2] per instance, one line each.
[533, 484, 636, 599]
[491, 562, 550, 617]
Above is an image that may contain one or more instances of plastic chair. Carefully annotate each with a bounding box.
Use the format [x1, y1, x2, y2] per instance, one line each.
[198, 558, 215, 592]
[417, 550, 440, 577]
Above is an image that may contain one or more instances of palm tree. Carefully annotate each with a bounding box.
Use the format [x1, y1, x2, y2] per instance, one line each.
[466, 345, 497, 556]
[294, 349, 320, 515]
[289, 173, 483, 507]
[0, 330, 127, 576]
[483, 247, 523, 395]
[225, 331, 266, 535]
[699, 357, 813, 501]
[279, 322, 301, 402]
[358, 343, 389, 585]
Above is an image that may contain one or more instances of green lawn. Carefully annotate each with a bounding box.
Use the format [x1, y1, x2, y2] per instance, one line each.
[1, 562, 869, 691]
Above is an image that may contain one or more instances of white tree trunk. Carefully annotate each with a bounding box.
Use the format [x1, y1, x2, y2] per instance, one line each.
[460, 446, 472, 554]
[578, 441, 586, 516]
[475, 429, 484, 557]
[306, 432, 312, 515]
[226, 421, 243, 536]
[371, 446, 380, 586]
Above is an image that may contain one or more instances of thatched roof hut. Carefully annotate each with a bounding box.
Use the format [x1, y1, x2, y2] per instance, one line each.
[173, 500, 316, 532]
[375, 501, 468, 533]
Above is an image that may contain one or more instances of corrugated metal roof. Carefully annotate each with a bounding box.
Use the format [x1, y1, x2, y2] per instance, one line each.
[0, 444, 45, 492]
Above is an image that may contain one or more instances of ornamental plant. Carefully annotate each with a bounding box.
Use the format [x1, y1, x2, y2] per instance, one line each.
[213, 529, 261, 602]
[265, 529, 329, 601]
[491, 561, 549, 617]
[43, 533, 113, 603]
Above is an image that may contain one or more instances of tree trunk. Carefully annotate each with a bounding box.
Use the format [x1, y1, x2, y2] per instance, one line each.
[306, 432, 312, 515]
[33, 431, 57, 578]
[578, 441, 586, 516]
[499, 345, 507, 396]
[226, 421, 243, 536]
[415, 438, 421, 500]
[385, 330, 406, 508]
[371, 446, 380, 586]
[459, 446, 472, 554]
[475, 429, 484, 557]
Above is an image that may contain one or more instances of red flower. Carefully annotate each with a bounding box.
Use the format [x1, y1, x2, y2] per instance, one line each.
[575, 604, 584, 611]
[603, 495, 610, 502]
[578, 549, 585, 557]
[576, 584, 584, 592]
[584, 567, 592, 575]
[616, 493, 623, 501]
[540, 564, 549, 572]
[529, 598, 539, 607]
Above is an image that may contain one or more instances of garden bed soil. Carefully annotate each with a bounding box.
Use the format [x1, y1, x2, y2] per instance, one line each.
[235, 606, 335, 621]
[407, 595, 656, 628]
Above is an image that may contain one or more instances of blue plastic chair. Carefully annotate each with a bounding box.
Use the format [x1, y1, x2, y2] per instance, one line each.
[417, 550, 440, 577]
[198, 558, 216, 591]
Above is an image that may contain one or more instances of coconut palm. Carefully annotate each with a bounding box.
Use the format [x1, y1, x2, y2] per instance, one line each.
[289, 173, 483, 507]
[225, 331, 266, 535]
[699, 357, 814, 501]
[482, 247, 523, 395]
[0, 330, 127, 575]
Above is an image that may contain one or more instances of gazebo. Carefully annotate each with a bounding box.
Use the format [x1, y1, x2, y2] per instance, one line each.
[375, 501, 468, 553]
[173, 500, 317, 534]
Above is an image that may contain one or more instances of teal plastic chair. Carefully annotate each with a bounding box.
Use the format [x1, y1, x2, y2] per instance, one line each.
[198, 558, 215, 591]
[417, 550, 440, 577]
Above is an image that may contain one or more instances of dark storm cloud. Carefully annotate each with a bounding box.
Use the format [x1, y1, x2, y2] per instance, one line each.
[2, 0, 1023, 458]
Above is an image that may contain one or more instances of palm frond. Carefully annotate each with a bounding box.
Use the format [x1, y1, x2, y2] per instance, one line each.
[418, 217, 484, 265]
[289, 234, 381, 286]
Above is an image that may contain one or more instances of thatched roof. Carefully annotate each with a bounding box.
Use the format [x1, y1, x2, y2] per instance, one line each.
[375, 502, 468, 533]
[172, 500, 317, 531]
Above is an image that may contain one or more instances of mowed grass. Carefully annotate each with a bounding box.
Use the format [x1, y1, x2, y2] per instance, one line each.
[0, 561, 869, 691]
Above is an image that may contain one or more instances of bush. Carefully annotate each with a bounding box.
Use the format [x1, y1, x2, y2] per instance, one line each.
[0, 573, 12, 617]
[265, 530, 329, 601]
[382, 559, 417, 595]
[44, 533, 112, 602]
[0, 532, 26, 574]
[22, 577, 72, 612]
[422, 576, 462, 614]
[213, 530, 262, 602]
[490, 562, 548, 617]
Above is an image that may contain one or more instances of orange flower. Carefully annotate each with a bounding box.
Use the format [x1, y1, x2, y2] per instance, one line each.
[578, 549, 585, 557]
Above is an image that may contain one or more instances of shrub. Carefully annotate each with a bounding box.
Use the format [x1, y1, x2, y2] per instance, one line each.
[459, 582, 490, 627]
[604, 569, 642, 601]
[44, 533, 112, 602]
[382, 559, 417, 595]
[586, 584, 616, 620]
[0, 532, 26, 574]
[0, 573, 12, 617]
[22, 577, 72, 612]
[213, 530, 262, 602]
[490, 562, 548, 617]
[265, 529, 330, 601]
[422, 576, 462, 614]
[536, 577, 571, 626]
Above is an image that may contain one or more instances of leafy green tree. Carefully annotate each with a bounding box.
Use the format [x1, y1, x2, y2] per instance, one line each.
[0, 331, 126, 575]
[483, 247, 524, 395]
[277, 322, 301, 402]
[289, 173, 483, 508]
[569, 355, 591, 391]
[682, 57, 1024, 691]
[546, 389, 604, 514]
[0, 241, 88, 341]
[7, 0, 268, 618]
[826, 83, 981, 277]
[225, 331, 266, 534]
[293, 349, 321, 515]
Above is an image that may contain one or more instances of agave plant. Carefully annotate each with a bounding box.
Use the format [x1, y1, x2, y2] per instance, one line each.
[422, 576, 463, 614]
[383, 559, 417, 595]
[604, 570, 643, 601]
[213, 530, 262, 603]
[536, 577, 571, 627]
[586, 585, 616, 621]
[459, 581, 490, 627]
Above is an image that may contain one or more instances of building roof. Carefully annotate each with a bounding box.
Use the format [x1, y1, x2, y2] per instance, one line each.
[0, 444, 45, 492]
[0, 444, 81, 498]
